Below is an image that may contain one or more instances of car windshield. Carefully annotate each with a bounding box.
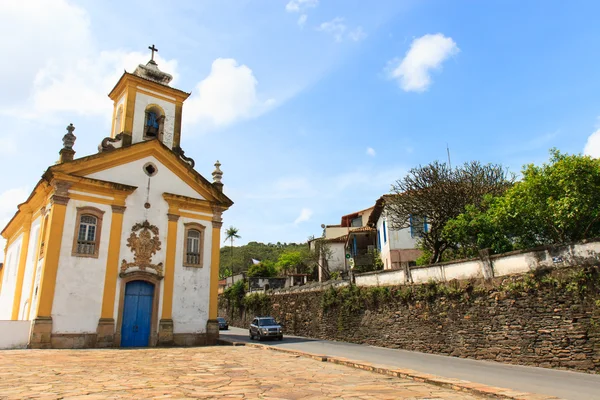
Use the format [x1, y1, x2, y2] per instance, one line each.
[258, 318, 277, 326]
[217, 318, 226, 322]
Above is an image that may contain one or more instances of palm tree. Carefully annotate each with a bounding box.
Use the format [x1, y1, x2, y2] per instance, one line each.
[224, 226, 241, 274]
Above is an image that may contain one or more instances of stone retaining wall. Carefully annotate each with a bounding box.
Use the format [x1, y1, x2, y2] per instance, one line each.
[219, 265, 600, 373]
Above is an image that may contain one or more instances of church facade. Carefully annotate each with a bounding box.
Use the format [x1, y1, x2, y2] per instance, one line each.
[0, 50, 233, 348]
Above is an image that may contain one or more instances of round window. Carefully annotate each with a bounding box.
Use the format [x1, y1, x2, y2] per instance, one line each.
[143, 162, 158, 177]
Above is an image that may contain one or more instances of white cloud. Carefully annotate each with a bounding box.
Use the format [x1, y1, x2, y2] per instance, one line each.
[286, 0, 319, 13]
[388, 33, 459, 92]
[184, 58, 273, 128]
[294, 208, 313, 224]
[0, 187, 30, 262]
[298, 14, 308, 28]
[584, 129, 600, 157]
[0, 0, 179, 120]
[366, 147, 376, 157]
[317, 17, 347, 42]
[349, 27, 367, 42]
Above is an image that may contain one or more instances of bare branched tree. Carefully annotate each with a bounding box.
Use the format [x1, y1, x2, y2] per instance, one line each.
[387, 161, 513, 264]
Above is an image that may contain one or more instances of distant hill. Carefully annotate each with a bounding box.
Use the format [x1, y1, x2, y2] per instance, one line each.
[219, 241, 308, 277]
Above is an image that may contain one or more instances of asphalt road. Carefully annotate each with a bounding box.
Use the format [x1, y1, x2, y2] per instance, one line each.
[220, 326, 600, 400]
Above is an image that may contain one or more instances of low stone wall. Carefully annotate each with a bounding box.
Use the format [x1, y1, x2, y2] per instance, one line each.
[219, 265, 600, 373]
[356, 239, 600, 287]
[0, 320, 31, 349]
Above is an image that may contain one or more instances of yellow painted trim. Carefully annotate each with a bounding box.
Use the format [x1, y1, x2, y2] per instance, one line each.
[178, 212, 213, 222]
[173, 102, 183, 148]
[99, 209, 125, 319]
[208, 224, 222, 319]
[4, 229, 24, 249]
[33, 202, 68, 318]
[109, 72, 190, 103]
[161, 217, 178, 320]
[163, 193, 214, 215]
[69, 193, 116, 206]
[123, 85, 137, 134]
[25, 217, 45, 320]
[110, 101, 118, 137]
[54, 141, 222, 203]
[138, 89, 177, 105]
[11, 214, 32, 320]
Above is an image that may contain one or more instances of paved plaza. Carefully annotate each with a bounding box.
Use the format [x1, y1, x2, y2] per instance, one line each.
[0, 346, 483, 399]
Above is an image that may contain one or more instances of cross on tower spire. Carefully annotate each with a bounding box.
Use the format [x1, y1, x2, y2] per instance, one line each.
[148, 44, 158, 61]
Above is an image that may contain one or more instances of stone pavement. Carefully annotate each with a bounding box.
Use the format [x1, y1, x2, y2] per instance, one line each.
[0, 346, 484, 399]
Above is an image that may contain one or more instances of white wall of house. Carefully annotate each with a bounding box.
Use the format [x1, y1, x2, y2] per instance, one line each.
[88, 156, 213, 335]
[52, 200, 112, 333]
[376, 211, 426, 270]
[172, 216, 212, 333]
[0, 234, 23, 319]
[0, 321, 31, 349]
[132, 91, 176, 148]
[18, 217, 41, 320]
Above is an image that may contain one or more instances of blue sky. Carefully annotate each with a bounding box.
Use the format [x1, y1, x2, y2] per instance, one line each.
[1, 0, 600, 254]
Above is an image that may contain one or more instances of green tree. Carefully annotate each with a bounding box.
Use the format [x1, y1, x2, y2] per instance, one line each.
[247, 260, 279, 278]
[444, 150, 600, 253]
[276, 249, 313, 275]
[224, 226, 241, 275]
[442, 195, 514, 257]
[498, 149, 600, 246]
[387, 160, 513, 263]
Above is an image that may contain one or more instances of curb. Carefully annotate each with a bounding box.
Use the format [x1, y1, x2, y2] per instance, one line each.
[217, 339, 562, 400]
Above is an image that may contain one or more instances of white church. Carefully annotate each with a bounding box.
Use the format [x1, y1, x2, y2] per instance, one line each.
[0, 47, 233, 348]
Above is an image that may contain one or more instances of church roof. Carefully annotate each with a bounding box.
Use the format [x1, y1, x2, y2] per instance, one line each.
[1, 139, 232, 239]
[108, 71, 191, 102]
[50, 139, 233, 208]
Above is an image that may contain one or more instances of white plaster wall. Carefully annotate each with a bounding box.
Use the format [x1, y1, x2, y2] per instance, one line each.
[443, 261, 482, 281]
[0, 321, 31, 349]
[172, 217, 212, 333]
[52, 200, 112, 333]
[573, 241, 600, 259]
[28, 254, 45, 320]
[87, 157, 207, 332]
[327, 243, 346, 273]
[376, 217, 389, 268]
[132, 91, 176, 148]
[87, 156, 202, 200]
[355, 269, 405, 287]
[411, 265, 444, 283]
[0, 235, 23, 319]
[18, 217, 41, 320]
[492, 254, 531, 277]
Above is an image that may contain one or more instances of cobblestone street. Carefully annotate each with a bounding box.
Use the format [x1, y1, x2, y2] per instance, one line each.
[0, 346, 483, 399]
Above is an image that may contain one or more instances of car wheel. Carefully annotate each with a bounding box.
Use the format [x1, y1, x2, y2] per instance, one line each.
[249, 331, 253, 340]
[278, 336, 283, 341]
[257, 334, 262, 341]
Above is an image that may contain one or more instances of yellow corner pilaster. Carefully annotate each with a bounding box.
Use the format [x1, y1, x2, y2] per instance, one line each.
[161, 214, 179, 320]
[99, 206, 126, 319]
[11, 213, 32, 320]
[25, 214, 46, 320]
[34, 198, 68, 318]
[123, 86, 137, 134]
[208, 220, 222, 320]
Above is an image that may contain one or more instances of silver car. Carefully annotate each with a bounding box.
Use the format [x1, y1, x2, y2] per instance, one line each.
[249, 317, 283, 341]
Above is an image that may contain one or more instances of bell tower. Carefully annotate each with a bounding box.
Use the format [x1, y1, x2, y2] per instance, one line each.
[107, 45, 190, 149]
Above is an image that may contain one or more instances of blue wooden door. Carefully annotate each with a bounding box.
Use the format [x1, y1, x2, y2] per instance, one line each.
[121, 280, 154, 347]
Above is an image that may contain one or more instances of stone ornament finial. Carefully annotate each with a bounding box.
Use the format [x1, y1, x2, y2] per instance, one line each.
[63, 123, 76, 150]
[212, 160, 223, 184]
